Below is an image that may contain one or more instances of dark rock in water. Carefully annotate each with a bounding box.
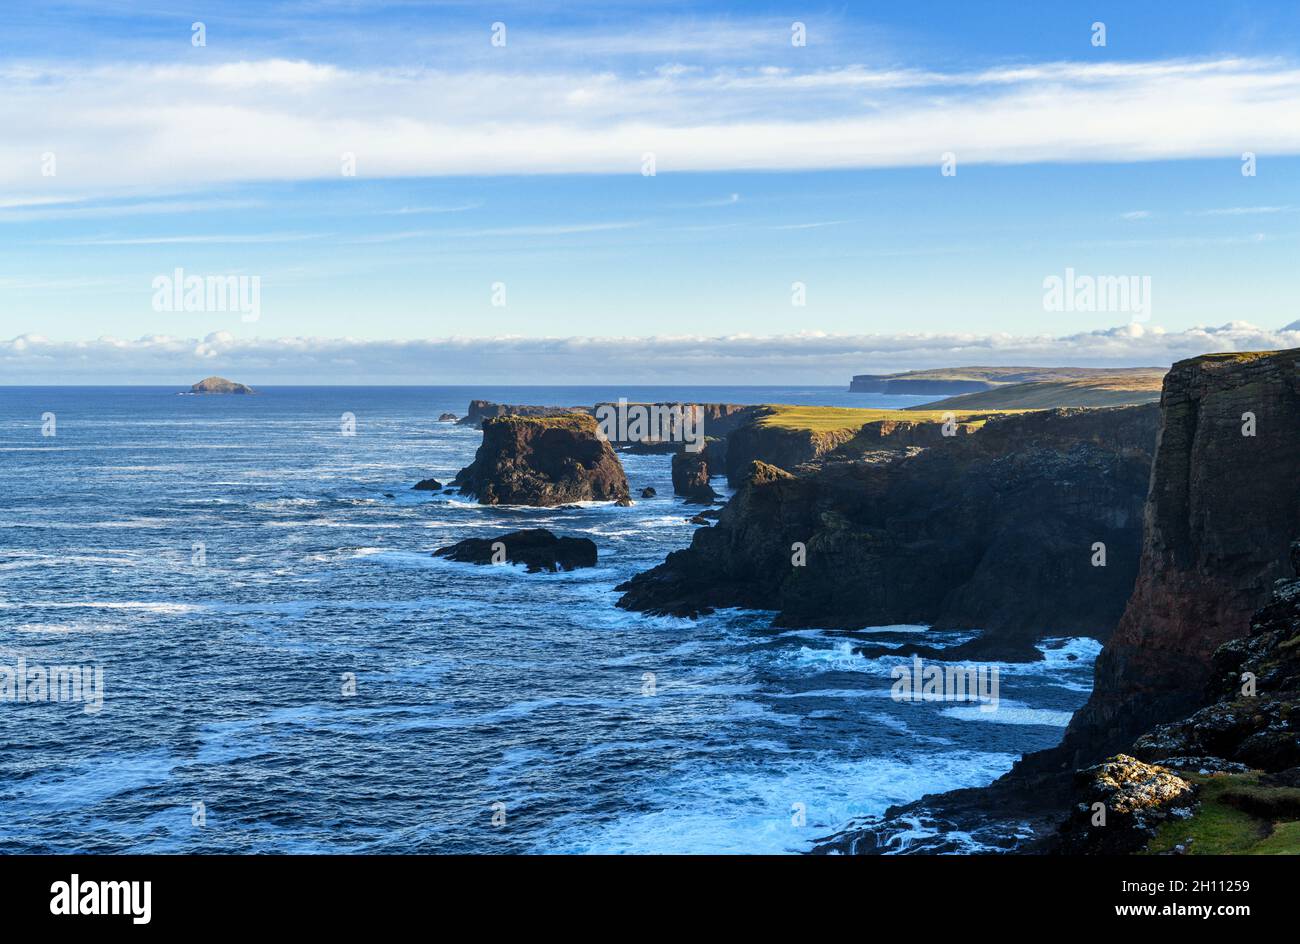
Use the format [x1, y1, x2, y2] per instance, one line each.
[433, 528, 597, 573]
[383, 493, 395, 498]
[452, 413, 630, 507]
[190, 376, 255, 395]
[438, 413, 458, 422]
[671, 441, 722, 502]
[689, 514, 710, 525]
[641, 487, 657, 498]
[615, 497, 634, 507]
[620, 406, 1158, 646]
[413, 478, 442, 491]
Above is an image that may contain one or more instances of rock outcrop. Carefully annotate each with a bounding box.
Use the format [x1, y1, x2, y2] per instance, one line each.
[412, 478, 442, 491]
[1046, 541, 1300, 854]
[619, 406, 1159, 657]
[434, 529, 597, 573]
[438, 413, 458, 422]
[451, 413, 630, 506]
[457, 400, 585, 427]
[1053, 349, 1300, 765]
[190, 376, 255, 395]
[1052, 755, 1198, 854]
[722, 413, 984, 481]
[671, 441, 721, 502]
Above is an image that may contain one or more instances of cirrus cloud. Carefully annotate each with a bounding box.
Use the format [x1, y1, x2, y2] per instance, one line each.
[3, 56, 1300, 195]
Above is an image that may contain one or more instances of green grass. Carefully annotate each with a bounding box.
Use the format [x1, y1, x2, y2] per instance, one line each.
[1144, 771, 1300, 855]
[754, 404, 1015, 433]
[911, 377, 1164, 411]
[485, 413, 594, 432]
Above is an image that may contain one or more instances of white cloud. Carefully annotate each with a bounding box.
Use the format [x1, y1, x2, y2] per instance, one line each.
[3, 323, 1296, 385]
[3, 56, 1299, 194]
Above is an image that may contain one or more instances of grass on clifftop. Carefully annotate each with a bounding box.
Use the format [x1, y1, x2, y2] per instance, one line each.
[755, 404, 1014, 433]
[485, 413, 594, 432]
[1144, 771, 1300, 855]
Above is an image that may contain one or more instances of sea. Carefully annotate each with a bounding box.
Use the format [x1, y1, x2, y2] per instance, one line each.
[0, 386, 1098, 853]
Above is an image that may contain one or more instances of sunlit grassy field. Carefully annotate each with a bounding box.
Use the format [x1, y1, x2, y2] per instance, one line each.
[755, 404, 1017, 433]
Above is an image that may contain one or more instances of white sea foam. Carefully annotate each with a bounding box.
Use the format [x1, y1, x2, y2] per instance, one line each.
[539, 749, 1018, 855]
[940, 703, 1075, 727]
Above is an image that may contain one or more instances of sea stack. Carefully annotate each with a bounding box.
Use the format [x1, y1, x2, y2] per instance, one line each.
[451, 413, 631, 506]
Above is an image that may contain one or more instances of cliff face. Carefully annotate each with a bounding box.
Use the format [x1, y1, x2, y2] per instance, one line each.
[451, 414, 630, 506]
[1056, 350, 1300, 764]
[1130, 545, 1300, 773]
[723, 415, 987, 481]
[618, 406, 1159, 655]
[721, 422, 858, 479]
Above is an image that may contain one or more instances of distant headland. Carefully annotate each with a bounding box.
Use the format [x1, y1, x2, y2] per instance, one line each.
[850, 366, 1166, 409]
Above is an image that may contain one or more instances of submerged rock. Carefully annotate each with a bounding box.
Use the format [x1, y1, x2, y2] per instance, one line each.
[433, 528, 597, 573]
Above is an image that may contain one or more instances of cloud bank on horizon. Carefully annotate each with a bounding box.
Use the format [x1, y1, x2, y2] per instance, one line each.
[5, 321, 1297, 385]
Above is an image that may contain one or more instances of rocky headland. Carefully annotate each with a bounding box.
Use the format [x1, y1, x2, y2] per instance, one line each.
[618, 405, 1160, 659]
[813, 347, 1300, 854]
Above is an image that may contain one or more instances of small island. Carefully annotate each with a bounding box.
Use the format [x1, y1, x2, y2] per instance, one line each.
[188, 376, 256, 395]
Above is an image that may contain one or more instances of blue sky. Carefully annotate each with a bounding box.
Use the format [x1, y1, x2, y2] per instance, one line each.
[2, 1, 1299, 382]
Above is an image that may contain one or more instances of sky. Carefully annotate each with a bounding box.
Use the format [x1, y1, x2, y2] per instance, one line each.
[2, 0, 1299, 384]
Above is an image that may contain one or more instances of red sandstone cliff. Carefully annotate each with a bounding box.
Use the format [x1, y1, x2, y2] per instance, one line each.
[1057, 348, 1300, 763]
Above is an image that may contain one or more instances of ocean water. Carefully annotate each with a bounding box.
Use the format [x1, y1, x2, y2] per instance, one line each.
[0, 386, 1098, 854]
